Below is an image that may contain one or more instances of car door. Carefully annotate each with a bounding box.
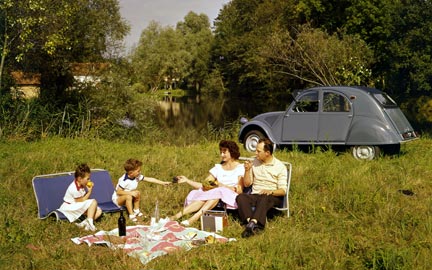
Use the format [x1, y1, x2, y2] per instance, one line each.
[318, 90, 353, 142]
[282, 90, 319, 142]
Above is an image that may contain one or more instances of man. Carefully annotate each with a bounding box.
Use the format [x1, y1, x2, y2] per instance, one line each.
[236, 138, 288, 238]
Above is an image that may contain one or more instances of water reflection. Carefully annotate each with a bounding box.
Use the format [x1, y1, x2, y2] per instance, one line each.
[156, 94, 432, 135]
[156, 95, 230, 130]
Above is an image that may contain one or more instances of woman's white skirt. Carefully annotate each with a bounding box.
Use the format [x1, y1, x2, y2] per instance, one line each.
[185, 187, 238, 209]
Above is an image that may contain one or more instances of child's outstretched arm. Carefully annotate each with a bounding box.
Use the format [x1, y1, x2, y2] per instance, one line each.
[143, 176, 171, 186]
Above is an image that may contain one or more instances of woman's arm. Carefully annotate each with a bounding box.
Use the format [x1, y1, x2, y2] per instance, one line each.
[216, 176, 242, 193]
[235, 176, 244, 194]
[177, 175, 204, 189]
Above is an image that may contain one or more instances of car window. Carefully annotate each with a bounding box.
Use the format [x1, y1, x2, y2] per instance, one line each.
[323, 92, 351, 112]
[373, 93, 398, 107]
[292, 91, 319, 112]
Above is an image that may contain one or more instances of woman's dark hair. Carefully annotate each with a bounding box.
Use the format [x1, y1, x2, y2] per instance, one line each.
[258, 138, 274, 155]
[219, 140, 241, 159]
[75, 163, 91, 178]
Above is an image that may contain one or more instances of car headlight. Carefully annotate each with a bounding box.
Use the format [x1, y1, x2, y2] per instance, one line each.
[240, 117, 249, 124]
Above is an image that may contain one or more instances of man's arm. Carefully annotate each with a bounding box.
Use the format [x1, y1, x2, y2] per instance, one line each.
[243, 161, 253, 187]
[273, 162, 288, 196]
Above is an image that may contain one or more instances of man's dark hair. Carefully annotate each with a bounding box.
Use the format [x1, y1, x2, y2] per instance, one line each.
[258, 138, 274, 155]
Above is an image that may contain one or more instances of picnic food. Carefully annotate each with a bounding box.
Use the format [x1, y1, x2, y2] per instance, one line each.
[205, 235, 216, 243]
[202, 179, 218, 191]
[86, 181, 94, 188]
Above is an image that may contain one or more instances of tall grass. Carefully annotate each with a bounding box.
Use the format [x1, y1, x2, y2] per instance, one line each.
[1, 137, 431, 269]
[0, 89, 240, 146]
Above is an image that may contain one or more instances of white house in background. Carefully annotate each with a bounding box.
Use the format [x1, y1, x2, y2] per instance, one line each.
[11, 63, 109, 99]
[70, 62, 109, 86]
[10, 71, 41, 99]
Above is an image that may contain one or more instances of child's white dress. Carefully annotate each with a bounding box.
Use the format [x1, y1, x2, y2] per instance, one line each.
[58, 180, 94, 222]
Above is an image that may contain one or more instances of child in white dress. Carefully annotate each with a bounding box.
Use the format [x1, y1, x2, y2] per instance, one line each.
[58, 164, 102, 231]
[112, 158, 171, 222]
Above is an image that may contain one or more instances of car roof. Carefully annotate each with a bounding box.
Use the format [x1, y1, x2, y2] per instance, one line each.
[304, 85, 383, 95]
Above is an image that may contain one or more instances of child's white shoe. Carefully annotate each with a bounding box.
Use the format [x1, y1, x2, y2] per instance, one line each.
[133, 210, 144, 217]
[159, 217, 170, 224]
[75, 219, 88, 228]
[180, 220, 190, 226]
[129, 214, 138, 222]
[85, 223, 97, 232]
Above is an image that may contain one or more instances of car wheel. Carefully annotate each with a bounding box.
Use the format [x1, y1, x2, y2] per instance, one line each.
[244, 130, 265, 152]
[351, 146, 380, 160]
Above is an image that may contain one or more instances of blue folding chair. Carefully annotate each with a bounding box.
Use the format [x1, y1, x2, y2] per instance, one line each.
[32, 169, 123, 221]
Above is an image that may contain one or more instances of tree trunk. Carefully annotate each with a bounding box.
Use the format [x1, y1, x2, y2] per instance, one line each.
[0, 28, 8, 90]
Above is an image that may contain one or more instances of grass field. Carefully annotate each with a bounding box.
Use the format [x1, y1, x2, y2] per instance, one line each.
[1, 136, 431, 270]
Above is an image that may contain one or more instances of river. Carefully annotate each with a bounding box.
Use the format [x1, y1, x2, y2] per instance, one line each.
[155, 93, 431, 135]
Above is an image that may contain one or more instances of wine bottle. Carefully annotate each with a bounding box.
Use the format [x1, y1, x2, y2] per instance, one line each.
[118, 210, 126, 236]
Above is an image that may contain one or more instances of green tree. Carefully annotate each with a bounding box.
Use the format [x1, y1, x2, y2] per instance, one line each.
[213, 0, 285, 94]
[0, 0, 129, 103]
[176, 12, 213, 92]
[213, 0, 432, 97]
[131, 21, 189, 92]
[292, 0, 432, 96]
[380, 0, 432, 96]
[261, 25, 373, 87]
[132, 12, 215, 93]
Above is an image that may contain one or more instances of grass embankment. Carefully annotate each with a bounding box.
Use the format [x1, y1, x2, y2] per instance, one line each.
[1, 137, 431, 270]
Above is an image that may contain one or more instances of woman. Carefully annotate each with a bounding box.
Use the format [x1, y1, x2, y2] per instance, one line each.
[171, 140, 245, 226]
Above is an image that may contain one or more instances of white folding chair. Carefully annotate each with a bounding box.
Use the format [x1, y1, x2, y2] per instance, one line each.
[239, 157, 292, 217]
[274, 161, 292, 217]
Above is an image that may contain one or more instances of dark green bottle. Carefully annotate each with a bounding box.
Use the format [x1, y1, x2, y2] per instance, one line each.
[118, 210, 126, 236]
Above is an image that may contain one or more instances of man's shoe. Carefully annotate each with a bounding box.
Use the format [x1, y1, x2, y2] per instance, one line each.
[241, 221, 260, 238]
[253, 226, 264, 235]
[245, 220, 257, 230]
[241, 228, 253, 238]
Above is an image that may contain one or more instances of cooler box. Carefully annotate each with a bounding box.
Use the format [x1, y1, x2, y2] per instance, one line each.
[200, 210, 228, 232]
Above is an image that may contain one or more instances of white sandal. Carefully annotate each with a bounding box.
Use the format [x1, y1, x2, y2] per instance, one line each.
[134, 211, 144, 217]
[181, 220, 190, 226]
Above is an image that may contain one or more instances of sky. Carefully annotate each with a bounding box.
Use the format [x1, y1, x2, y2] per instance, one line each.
[118, 0, 231, 50]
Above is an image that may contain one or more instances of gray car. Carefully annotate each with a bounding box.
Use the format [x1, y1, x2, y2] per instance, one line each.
[238, 86, 419, 160]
